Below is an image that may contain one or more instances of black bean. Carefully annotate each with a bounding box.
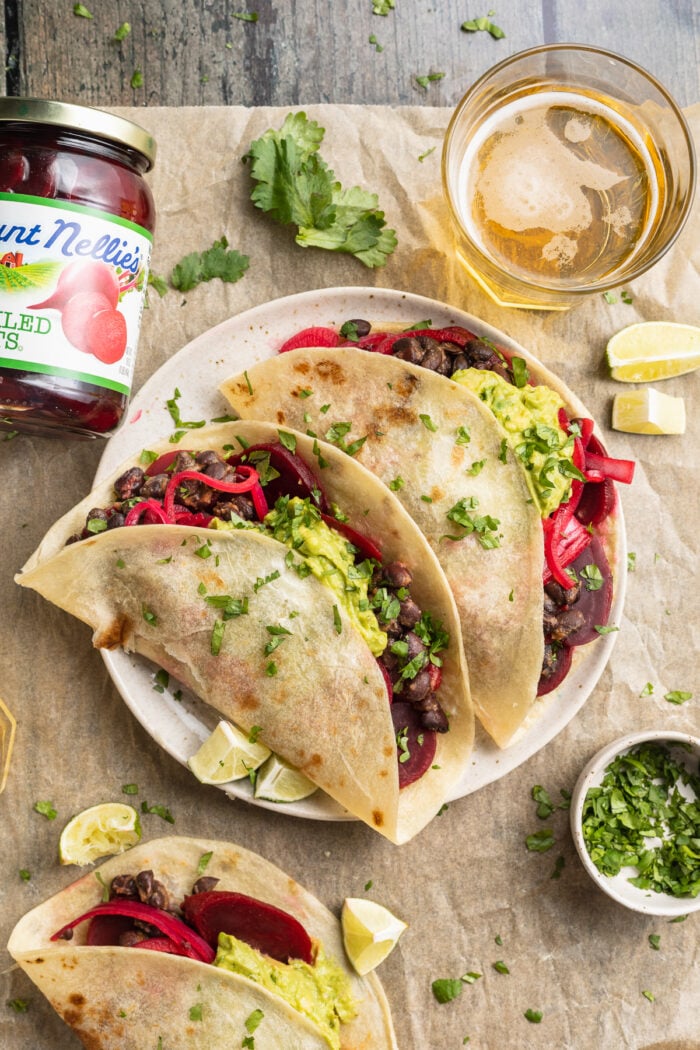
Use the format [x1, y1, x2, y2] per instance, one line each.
[421, 343, 451, 375]
[141, 473, 169, 500]
[405, 631, 426, 660]
[345, 318, 372, 339]
[419, 701, 450, 733]
[191, 876, 220, 895]
[398, 597, 422, 629]
[110, 874, 138, 899]
[135, 869, 155, 902]
[392, 336, 426, 365]
[404, 669, 431, 702]
[86, 507, 109, 526]
[171, 451, 197, 473]
[107, 511, 125, 530]
[113, 466, 145, 500]
[383, 561, 412, 589]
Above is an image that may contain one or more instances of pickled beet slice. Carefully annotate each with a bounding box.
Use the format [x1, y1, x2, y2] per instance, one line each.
[391, 701, 437, 789]
[562, 536, 613, 648]
[575, 477, 617, 526]
[182, 891, 314, 965]
[85, 913, 135, 946]
[320, 513, 383, 562]
[278, 327, 341, 353]
[537, 643, 573, 697]
[227, 442, 329, 511]
[52, 901, 215, 963]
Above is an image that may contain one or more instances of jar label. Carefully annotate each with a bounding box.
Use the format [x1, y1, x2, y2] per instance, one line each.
[0, 194, 153, 395]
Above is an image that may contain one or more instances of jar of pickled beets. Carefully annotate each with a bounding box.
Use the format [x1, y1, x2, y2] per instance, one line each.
[0, 98, 156, 438]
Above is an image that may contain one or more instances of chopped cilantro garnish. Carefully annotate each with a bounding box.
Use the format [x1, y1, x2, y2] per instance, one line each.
[492, 960, 510, 974]
[461, 13, 505, 38]
[419, 413, 438, 432]
[142, 604, 158, 626]
[211, 619, 226, 655]
[431, 978, 464, 1004]
[525, 829, 555, 852]
[140, 801, 175, 823]
[7, 998, 30, 1013]
[19, 868, 31, 881]
[640, 682, 654, 697]
[122, 783, 139, 795]
[372, 0, 394, 12]
[664, 690, 692, 705]
[510, 357, 529, 387]
[580, 564, 603, 591]
[153, 668, 170, 693]
[418, 147, 436, 162]
[114, 21, 131, 40]
[130, 70, 144, 89]
[73, 3, 92, 16]
[581, 741, 700, 897]
[550, 855, 565, 880]
[232, 11, 258, 20]
[648, 934, 661, 950]
[416, 72, 446, 89]
[34, 800, 57, 820]
[524, 1008, 543, 1023]
[189, 1003, 203, 1021]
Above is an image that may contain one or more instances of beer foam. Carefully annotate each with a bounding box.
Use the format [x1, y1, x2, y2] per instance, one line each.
[475, 108, 627, 236]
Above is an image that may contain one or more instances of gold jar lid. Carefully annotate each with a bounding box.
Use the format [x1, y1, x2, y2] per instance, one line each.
[0, 97, 156, 170]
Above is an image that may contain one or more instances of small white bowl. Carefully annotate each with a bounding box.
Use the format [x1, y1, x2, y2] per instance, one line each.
[570, 730, 700, 917]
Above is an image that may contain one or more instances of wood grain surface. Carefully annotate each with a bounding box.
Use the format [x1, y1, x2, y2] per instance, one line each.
[3, 0, 698, 109]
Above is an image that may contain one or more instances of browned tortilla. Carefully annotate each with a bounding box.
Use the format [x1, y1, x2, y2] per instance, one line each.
[17, 422, 473, 843]
[8, 835, 398, 1048]
[220, 352, 544, 747]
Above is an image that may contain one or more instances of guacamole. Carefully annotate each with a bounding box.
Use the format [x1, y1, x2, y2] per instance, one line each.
[265, 497, 387, 656]
[452, 367, 577, 518]
[214, 932, 357, 1049]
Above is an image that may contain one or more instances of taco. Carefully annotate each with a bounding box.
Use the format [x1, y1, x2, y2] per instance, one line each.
[7, 835, 398, 1049]
[219, 324, 632, 748]
[16, 421, 473, 843]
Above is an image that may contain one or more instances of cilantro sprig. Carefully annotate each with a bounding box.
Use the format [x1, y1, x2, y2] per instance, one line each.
[246, 112, 397, 268]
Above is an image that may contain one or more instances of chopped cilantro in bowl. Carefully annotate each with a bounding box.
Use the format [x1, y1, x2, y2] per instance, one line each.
[570, 730, 700, 917]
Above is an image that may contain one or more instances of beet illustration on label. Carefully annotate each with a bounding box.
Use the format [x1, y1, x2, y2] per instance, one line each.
[29, 260, 129, 363]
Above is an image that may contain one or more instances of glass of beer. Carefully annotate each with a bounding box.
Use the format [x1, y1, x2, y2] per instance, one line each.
[442, 45, 696, 310]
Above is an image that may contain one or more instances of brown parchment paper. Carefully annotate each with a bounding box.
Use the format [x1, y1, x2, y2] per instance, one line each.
[1, 104, 698, 1050]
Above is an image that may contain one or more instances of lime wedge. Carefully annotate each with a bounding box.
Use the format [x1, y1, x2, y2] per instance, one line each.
[0, 696, 17, 795]
[253, 754, 318, 803]
[341, 897, 408, 976]
[606, 321, 700, 382]
[58, 803, 141, 866]
[188, 720, 271, 785]
[612, 388, 686, 435]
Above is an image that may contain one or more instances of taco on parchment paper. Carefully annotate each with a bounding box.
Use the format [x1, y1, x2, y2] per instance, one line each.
[220, 332, 629, 749]
[16, 421, 473, 844]
[7, 835, 398, 1049]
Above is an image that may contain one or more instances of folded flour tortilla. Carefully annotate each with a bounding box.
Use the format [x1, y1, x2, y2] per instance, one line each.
[220, 351, 544, 747]
[7, 835, 398, 1049]
[16, 422, 473, 843]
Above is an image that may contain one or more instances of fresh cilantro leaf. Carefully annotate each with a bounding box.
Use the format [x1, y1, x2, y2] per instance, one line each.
[640, 682, 654, 697]
[580, 564, 604, 591]
[369, 33, 383, 51]
[246, 112, 396, 267]
[524, 1009, 543, 1023]
[197, 851, 213, 874]
[73, 3, 92, 16]
[114, 22, 131, 40]
[603, 291, 618, 304]
[189, 1003, 203, 1021]
[372, 0, 395, 13]
[492, 960, 510, 974]
[232, 11, 258, 20]
[171, 237, 249, 292]
[648, 934, 661, 950]
[131, 70, 144, 89]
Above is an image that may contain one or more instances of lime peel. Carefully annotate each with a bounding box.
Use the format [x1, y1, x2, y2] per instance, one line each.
[59, 803, 141, 866]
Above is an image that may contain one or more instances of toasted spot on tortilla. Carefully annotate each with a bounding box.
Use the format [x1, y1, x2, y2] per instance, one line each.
[94, 616, 132, 650]
[306, 753, 323, 769]
[450, 444, 466, 469]
[372, 809, 384, 827]
[383, 745, 394, 758]
[69, 993, 86, 1007]
[237, 692, 260, 712]
[314, 359, 347, 385]
[276, 410, 286, 424]
[377, 402, 418, 428]
[292, 361, 311, 376]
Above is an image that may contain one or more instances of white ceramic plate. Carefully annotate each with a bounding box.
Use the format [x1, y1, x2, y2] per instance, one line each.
[96, 286, 626, 821]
